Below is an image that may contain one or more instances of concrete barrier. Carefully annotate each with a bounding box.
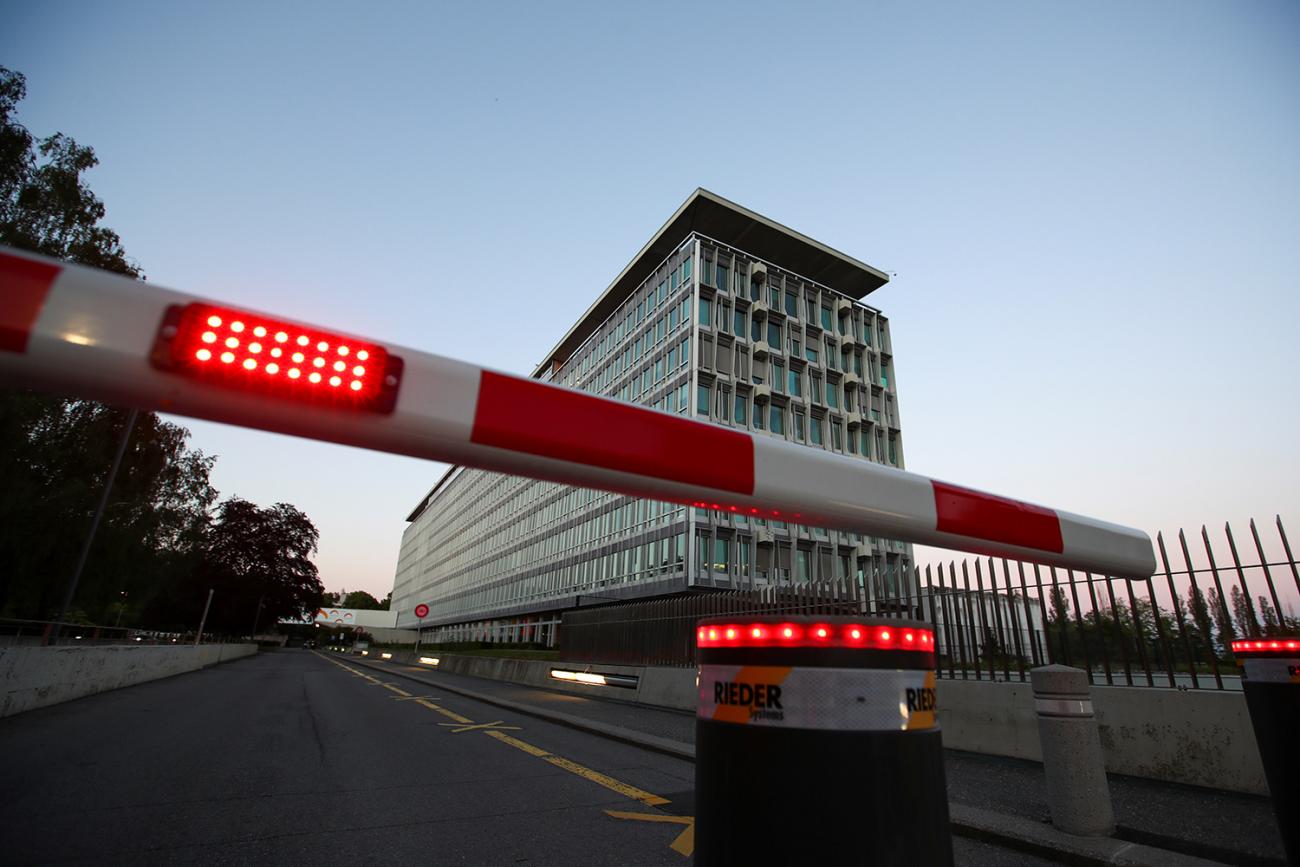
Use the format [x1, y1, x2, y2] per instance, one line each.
[375, 649, 1265, 794]
[0, 643, 258, 718]
[937, 678, 1266, 795]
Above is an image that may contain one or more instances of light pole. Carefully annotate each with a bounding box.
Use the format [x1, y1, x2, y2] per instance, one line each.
[51, 407, 139, 643]
[194, 588, 214, 646]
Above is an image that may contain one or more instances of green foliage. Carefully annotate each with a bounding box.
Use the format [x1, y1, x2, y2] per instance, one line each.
[340, 590, 383, 610]
[144, 499, 326, 633]
[0, 394, 217, 624]
[0, 67, 325, 635]
[0, 67, 140, 277]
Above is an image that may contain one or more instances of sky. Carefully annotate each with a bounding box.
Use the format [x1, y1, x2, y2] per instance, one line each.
[4, 1, 1298, 600]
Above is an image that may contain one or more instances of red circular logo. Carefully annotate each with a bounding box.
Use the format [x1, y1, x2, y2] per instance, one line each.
[414, 603, 429, 619]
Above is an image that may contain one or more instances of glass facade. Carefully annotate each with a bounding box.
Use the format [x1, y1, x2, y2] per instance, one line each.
[392, 222, 910, 636]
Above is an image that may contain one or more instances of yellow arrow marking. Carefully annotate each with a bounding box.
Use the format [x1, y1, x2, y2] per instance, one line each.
[605, 810, 695, 856]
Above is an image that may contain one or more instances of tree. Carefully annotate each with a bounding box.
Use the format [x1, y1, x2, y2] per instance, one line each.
[0, 67, 140, 277]
[1208, 587, 1235, 649]
[1258, 596, 1281, 636]
[148, 498, 325, 634]
[1230, 585, 1258, 638]
[0, 395, 216, 623]
[341, 590, 383, 610]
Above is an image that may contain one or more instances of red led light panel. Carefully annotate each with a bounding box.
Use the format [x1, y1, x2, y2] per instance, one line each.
[151, 303, 402, 413]
[697, 621, 934, 651]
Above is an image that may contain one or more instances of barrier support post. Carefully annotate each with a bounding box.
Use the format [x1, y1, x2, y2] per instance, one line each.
[695, 616, 952, 866]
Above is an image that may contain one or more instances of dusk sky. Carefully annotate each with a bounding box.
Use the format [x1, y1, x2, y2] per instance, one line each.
[5, 1, 1298, 601]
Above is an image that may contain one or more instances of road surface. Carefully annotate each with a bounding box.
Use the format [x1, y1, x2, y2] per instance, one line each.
[0, 649, 1052, 864]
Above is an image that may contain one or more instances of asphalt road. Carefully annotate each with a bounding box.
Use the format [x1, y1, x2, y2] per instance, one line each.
[0, 650, 1051, 865]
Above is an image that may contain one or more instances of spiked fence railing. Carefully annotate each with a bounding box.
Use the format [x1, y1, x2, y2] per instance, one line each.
[559, 516, 1297, 691]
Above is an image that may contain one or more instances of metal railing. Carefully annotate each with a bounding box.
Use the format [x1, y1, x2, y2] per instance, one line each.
[558, 516, 1298, 691]
[0, 618, 242, 647]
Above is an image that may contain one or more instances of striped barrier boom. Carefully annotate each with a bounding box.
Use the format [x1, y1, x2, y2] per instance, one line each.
[0, 247, 1156, 578]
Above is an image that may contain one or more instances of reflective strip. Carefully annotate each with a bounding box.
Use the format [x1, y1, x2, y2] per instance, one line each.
[1034, 698, 1094, 717]
[1243, 658, 1300, 684]
[933, 481, 1063, 554]
[0, 252, 61, 353]
[697, 664, 937, 732]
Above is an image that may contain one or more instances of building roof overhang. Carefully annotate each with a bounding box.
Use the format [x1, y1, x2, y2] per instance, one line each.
[533, 188, 890, 379]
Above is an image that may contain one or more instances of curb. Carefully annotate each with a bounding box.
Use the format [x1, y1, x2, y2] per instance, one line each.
[345, 655, 1233, 867]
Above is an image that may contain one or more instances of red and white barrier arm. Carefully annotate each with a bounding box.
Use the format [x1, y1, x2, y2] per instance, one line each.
[0, 247, 1156, 578]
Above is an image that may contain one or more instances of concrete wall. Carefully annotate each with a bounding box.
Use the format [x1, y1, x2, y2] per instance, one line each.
[914, 679, 1266, 795]
[373, 650, 1265, 794]
[0, 643, 257, 718]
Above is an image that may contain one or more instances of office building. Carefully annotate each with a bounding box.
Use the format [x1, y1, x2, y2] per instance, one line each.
[391, 190, 911, 643]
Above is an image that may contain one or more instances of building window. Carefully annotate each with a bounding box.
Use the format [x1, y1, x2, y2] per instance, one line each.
[717, 263, 729, 293]
[888, 434, 899, 466]
[735, 392, 747, 425]
[773, 361, 785, 393]
[769, 404, 785, 435]
[826, 381, 838, 408]
[734, 307, 745, 336]
[820, 305, 833, 330]
[713, 536, 729, 572]
[784, 291, 798, 317]
[805, 346, 818, 364]
[788, 368, 801, 396]
[698, 297, 711, 327]
[831, 420, 843, 450]
[793, 410, 806, 441]
[767, 321, 781, 349]
[754, 400, 764, 430]
[811, 416, 823, 445]
[703, 257, 714, 287]
[697, 383, 710, 416]
[719, 302, 731, 334]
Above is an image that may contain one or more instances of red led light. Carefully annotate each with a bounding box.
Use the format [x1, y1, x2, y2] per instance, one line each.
[152, 303, 402, 413]
[697, 621, 935, 651]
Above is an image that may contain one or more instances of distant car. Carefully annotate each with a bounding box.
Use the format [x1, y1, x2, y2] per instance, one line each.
[302, 640, 314, 649]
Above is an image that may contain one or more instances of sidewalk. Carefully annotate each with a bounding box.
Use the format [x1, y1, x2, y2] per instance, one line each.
[357, 656, 1286, 866]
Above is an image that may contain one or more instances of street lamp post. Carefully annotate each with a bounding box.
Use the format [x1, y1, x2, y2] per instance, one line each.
[50, 407, 139, 643]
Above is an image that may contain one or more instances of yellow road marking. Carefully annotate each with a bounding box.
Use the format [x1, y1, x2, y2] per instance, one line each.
[319, 650, 676, 825]
[382, 684, 412, 697]
[389, 694, 444, 702]
[605, 810, 695, 857]
[438, 720, 521, 734]
[485, 730, 670, 807]
[415, 699, 474, 724]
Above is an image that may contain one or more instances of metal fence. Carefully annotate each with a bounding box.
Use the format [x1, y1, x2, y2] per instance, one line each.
[558, 516, 1299, 691]
[0, 617, 241, 647]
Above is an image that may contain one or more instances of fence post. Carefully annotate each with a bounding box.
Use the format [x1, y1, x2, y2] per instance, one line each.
[1030, 664, 1114, 836]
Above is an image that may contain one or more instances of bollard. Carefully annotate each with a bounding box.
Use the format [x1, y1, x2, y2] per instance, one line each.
[1233, 637, 1300, 865]
[694, 616, 952, 866]
[1030, 665, 1114, 836]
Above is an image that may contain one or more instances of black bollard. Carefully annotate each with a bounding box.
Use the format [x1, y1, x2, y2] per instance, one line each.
[695, 615, 952, 866]
[1234, 636, 1300, 865]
